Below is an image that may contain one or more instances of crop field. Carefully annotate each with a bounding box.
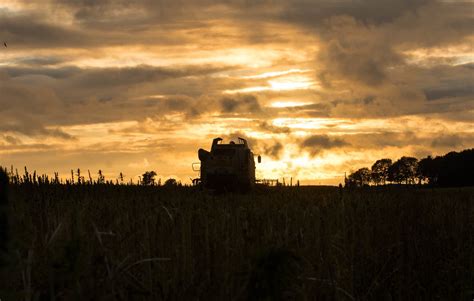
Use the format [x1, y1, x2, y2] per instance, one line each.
[1, 183, 473, 300]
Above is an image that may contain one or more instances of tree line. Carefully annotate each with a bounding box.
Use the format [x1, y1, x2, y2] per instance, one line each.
[345, 148, 474, 187]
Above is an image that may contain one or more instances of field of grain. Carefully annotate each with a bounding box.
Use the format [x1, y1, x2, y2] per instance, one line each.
[1, 184, 473, 300]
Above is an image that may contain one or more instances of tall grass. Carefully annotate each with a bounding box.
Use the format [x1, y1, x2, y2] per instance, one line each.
[0, 168, 9, 262]
[0, 179, 473, 300]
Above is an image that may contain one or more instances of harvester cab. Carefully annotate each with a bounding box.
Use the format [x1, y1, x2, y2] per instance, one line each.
[197, 137, 260, 190]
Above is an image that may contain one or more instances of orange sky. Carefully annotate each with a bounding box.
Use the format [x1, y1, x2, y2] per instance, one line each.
[1, 0, 473, 184]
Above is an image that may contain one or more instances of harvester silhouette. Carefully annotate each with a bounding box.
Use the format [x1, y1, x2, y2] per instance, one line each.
[195, 137, 261, 191]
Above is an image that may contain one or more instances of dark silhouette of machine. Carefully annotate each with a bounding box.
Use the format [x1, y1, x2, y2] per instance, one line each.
[197, 137, 261, 190]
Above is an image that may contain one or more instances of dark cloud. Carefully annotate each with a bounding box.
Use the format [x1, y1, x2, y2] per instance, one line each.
[279, 0, 432, 26]
[0, 143, 57, 152]
[320, 34, 401, 86]
[219, 131, 259, 149]
[14, 56, 65, 66]
[0, 12, 87, 48]
[270, 1, 447, 90]
[258, 121, 291, 134]
[298, 131, 474, 153]
[4, 66, 80, 79]
[314, 61, 474, 118]
[0, 63, 243, 134]
[220, 95, 261, 114]
[73, 65, 201, 88]
[3, 0, 471, 118]
[13, 64, 227, 87]
[0, 121, 74, 139]
[158, 95, 203, 118]
[220, 131, 284, 160]
[300, 134, 349, 156]
[424, 85, 474, 101]
[347, 132, 418, 148]
[0, 5, 194, 49]
[273, 0, 474, 119]
[263, 141, 284, 159]
[0, 79, 73, 138]
[2, 135, 21, 145]
[431, 134, 463, 148]
[419, 63, 474, 99]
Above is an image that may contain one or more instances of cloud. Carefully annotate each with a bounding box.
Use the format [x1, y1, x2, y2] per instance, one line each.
[1, 0, 473, 184]
[2, 135, 21, 145]
[297, 131, 474, 154]
[258, 121, 291, 134]
[317, 21, 402, 87]
[0, 11, 87, 48]
[421, 64, 474, 102]
[219, 131, 284, 159]
[0, 78, 74, 138]
[221, 131, 259, 147]
[431, 134, 463, 148]
[4, 66, 80, 79]
[14, 56, 65, 66]
[424, 85, 474, 101]
[0, 64, 243, 133]
[263, 141, 284, 159]
[271, 0, 474, 120]
[300, 134, 349, 156]
[71, 64, 232, 88]
[278, 0, 433, 27]
[219, 95, 262, 114]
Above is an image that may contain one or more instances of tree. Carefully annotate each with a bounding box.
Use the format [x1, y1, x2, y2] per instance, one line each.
[164, 178, 178, 187]
[418, 149, 474, 187]
[142, 171, 157, 186]
[371, 158, 392, 185]
[417, 156, 435, 184]
[346, 167, 372, 187]
[388, 157, 418, 184]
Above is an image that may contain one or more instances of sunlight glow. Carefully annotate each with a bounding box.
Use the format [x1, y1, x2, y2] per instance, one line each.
[268, 79, 313, 91]
[270, 101, 312, 108]
[242, 69, 311, 79]
[224, 75, 316, 94]
[0, 1, 23, 11]
[223, 86, 272, 94]
[272, 117, 350, 130]
[403, 43, 474, 66]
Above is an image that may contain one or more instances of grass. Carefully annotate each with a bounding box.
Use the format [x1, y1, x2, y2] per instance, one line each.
[1, 182, 473, 300]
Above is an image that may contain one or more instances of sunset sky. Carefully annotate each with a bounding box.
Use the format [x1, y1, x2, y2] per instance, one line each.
[0, 0, 473, 184]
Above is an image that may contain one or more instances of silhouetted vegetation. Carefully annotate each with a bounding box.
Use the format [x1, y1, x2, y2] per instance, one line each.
[346, 148, 474, 187]
[371, 158, 392, 185]
[0, 149, 473, 299]
[418, 149, 474, 187]
[388, 156, 418, 184]
[0, 166, 472, 300]
[142, 171, 157, 186]
[0, 168, 8, 263]
[163, 178, 179, 187]
[346, 167, 371, 187]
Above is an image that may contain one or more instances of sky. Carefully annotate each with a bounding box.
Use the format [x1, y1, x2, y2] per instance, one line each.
[0, 0, 473, 185]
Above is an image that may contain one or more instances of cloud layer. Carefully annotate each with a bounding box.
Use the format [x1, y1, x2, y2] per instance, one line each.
[0, 0, 472, 184]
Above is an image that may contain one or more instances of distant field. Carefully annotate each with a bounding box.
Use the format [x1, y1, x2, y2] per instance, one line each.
[1, 185, 473, 300]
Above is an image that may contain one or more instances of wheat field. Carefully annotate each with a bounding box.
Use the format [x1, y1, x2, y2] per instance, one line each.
[1, 182, 473, 300]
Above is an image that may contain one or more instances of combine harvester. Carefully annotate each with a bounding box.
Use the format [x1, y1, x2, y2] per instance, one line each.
[194, 137, 261, 191]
